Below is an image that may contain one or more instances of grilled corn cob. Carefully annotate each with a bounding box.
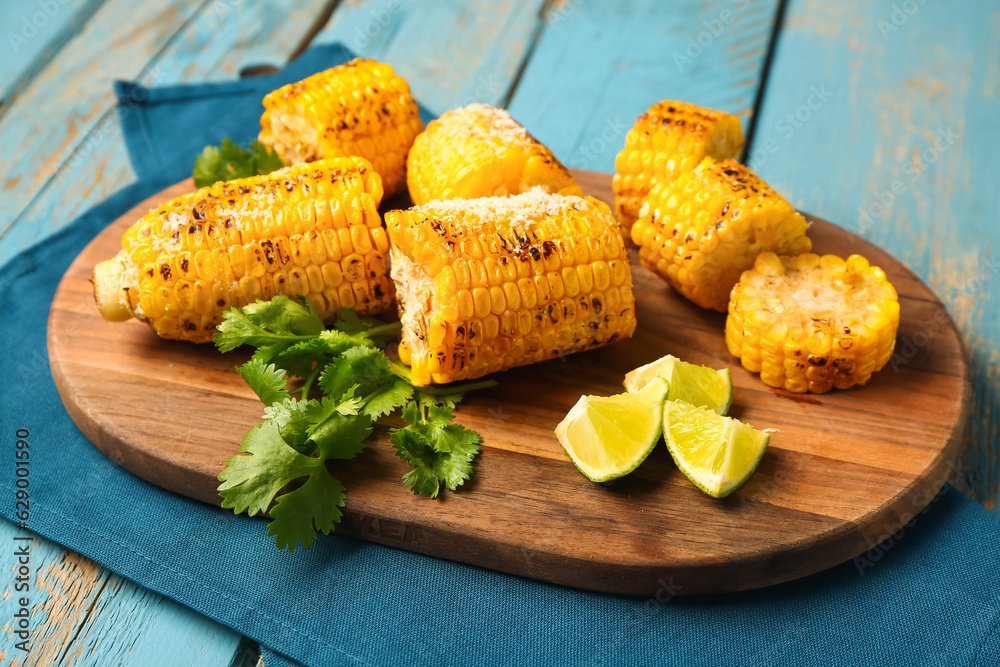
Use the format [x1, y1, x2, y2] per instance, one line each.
[92, 157, 394, 343]
[613, 101, 744, 232]
[258, 58, 423, 196]
[406, 104, 582, 206]
[726, 253, 900, 393]
[386, 189, 637, 386]
[631, 157, 812, 312]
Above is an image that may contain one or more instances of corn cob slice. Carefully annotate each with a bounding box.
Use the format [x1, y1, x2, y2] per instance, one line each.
[406, 103, 582, 206]
[259, 58, 423, 196]
[631, 157, 812, 312]
[613, 101, 744, 233]
[386, 189, 637, 386]
[726, 253, 900, 394]
[92, 157, 394, 343]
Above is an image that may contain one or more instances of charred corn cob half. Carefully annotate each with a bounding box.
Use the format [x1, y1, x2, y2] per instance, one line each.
[726, 253, 900, 394]
[258, 58, 423, 196]
[613, 101, 744, 232]
[631, 157, 812, 312]
[406, 104, 582, 206]
[386, 189, 637, 386]
[93, 157, 394, 343]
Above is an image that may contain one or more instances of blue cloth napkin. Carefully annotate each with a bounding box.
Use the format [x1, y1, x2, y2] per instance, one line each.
[2, 43, 999, 667]
[116, 43, 434, 184]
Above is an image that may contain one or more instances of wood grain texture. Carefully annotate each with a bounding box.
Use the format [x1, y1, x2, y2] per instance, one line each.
[506, 0, 780, 174]
[0, 0, 205, 242]
[47, 170, 970, 597]
[313, 0, 549, 115]
[0, 0, 106, 112]
[0, 517, 245, 666]
[0, 1, 332, 660]
[4, 0, 551, 657]
[747, 0, 1000, 513]
[0, 0, 332, 269]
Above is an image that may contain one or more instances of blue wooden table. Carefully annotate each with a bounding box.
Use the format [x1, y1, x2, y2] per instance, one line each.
[1, 0, 996, 663]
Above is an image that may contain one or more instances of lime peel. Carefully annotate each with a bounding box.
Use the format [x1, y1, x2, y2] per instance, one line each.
[662, 400, 770, 498]
[554, 377, 669, 483]
[624, 354, 733, 415]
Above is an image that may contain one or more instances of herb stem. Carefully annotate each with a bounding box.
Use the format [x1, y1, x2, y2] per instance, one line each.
[300, 365, 322, 400]
[418, 379, 499, 395]
[366, 321, 403, 338]
[389, 361, 413, 382]
[389, 359, 498, 395]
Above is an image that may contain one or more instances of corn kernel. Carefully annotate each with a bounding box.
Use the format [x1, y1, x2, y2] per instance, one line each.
[632, 158, 812, 312]
[259, 59, 421, 195]
[406, 104, 581, 205]
[726, 251, 900, 393]
[386, 190, 636, 385]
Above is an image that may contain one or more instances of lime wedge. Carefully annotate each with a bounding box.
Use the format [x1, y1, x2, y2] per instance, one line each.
[624, 354, 733, 415]
[663, 400, 769, 498]
[555, 377, 669, 483]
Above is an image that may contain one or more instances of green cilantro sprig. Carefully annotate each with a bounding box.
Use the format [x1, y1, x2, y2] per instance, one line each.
[213, 295, 495, 552]
[390, 396, 483, 498]
[193, 138, 284, 188]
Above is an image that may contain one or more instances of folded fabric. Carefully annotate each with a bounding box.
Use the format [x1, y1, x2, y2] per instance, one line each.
[1, 43, 998, 667]
[117, 43, 434, 183]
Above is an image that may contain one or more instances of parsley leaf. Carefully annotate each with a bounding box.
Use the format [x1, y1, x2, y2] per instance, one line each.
[319, 347, 395, 399]
[249, 141, 285, 173]
[331, 309, 399, 343]
[219, 405, 365, 551]
[238, 358, 291, 406]
[214, 294, 323, 354]
[217, 418, 348, 552]
[266, 469, 345, 552]
[391, 397, 482, 498]
[328, 386, 365, 417]
[362, 379, 414, 419]
[391, 428, 442, 497]
[272, 330, 358, 379]
[263, 398, 313, 452]
[216, 299, 492, 552]
[332, 308, 383, 334]
[309, 411, 373, 460]
[218, 420, 322, 516]
[318, 347, 412, 418]
[193, 138, 284, 188]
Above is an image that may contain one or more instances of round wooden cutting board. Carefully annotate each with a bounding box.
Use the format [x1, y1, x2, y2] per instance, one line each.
[48, 170, 970, 596]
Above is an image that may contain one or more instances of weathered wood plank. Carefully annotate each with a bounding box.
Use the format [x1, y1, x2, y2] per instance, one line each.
[0, 0, 107, 113]
[747, 0, 1000, 511]
[0, 517, 243, 666]
[146, 0, 335, 83]
[507, 0, 781, 173]
[0, 0, 206, 238]
[0, 1, 338, 661]
[313, 0, 549, 113]
[0, 0, 332, 267]
[0, 0, 551, 268]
